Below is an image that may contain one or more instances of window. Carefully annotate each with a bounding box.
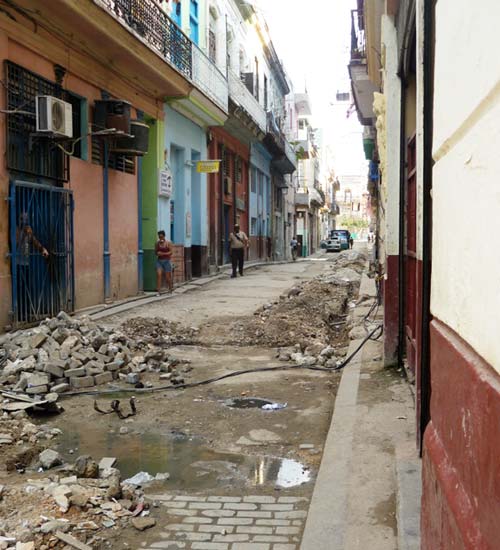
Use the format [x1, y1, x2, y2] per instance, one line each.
[251, 217, 257, 236]
[299, 119, 306, 130]
[209, 29, 217, 62]
[5, 61, 87, 182]
[251, 168, 257, 193]
[190, 0, 199, 45]
[258, 172, 263, 196]
[172, 1, 182, 26]
[235, 156, 242, 184]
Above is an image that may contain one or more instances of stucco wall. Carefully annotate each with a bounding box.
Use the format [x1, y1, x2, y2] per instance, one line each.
[164, 105, 208, 248]
[431, 0, 500, 373]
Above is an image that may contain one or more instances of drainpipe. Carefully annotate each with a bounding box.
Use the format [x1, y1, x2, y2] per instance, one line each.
[103, 139, 111, 302]
[419, 0, 435, 449]
[137, 111, 144, 294]
[397, 77, 407, 370]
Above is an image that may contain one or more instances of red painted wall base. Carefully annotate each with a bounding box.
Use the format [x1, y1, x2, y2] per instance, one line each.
[422, 319, 500, 550]
[384, 254, 399, 366]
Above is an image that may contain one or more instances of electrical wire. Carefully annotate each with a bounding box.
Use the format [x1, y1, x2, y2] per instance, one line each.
[60, 324, 384, 399]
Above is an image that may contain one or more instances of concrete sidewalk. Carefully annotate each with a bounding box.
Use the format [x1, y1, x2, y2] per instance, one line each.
[301, 272, 421, 550]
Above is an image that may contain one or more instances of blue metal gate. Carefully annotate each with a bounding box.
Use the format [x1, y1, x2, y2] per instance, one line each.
[9, 181, 74, 326]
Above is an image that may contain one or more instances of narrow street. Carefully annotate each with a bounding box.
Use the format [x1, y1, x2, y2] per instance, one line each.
[0, 248, 417, 550]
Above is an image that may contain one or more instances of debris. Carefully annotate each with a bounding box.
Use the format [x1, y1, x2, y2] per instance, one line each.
[262, 402, 287, 411]
[74, 455, 99, 478]
[39, 449, 62, 470]
[131, 517, 156, 531]
[299, 444, 315, 450]
[124, 472, 155, 486]
[55, 531, 92, 550]
[99, 457, 117, 470]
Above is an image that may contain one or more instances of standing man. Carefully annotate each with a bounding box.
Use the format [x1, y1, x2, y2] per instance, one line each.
[228, 224, 249, 278]
[155, 230, 173, 294]
[290, 236, 298, 261]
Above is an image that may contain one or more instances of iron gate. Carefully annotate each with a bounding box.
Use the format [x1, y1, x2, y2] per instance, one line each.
[9, 181, 74, 326]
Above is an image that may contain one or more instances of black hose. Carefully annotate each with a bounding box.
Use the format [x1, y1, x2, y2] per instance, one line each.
[60, 325, 383, 398]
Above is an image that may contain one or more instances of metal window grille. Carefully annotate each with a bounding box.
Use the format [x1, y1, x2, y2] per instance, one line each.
[5, 61, 84, 182]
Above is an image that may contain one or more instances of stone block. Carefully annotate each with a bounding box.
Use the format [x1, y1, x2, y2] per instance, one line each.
[70, 376, 94, 389]
[65, 367, 86, 378]
[44, 364, 65, 379]
[94, 372, 113, 385]
[51, 383, 70, 394]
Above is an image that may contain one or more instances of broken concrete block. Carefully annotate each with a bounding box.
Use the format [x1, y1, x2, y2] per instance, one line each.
[30, 333, 47, 349]
[25, 385, 49, 395]
[61, 335, 79, 350]
[52, 327, 70, 344]
[94, 372, 113, 385]
[39, 449, 62, 470]
[65, 367, 86, 378]
[44, 363, 65, 379]
[99, 457, 116, 470]
[75, 455, 99, 478]
[105, 360, 123, 372]
[70, 376, 94, 389]
[51, 383, 70, 394]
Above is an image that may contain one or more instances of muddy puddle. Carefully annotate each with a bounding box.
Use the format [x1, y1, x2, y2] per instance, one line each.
[55, 422, 311, 491]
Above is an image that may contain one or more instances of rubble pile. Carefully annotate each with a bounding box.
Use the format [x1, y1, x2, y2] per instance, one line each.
[0, 312, 193, 405]
[329, 249, 367, 274]
[226, 277, 351, 349]
[120, 317, 199, 345]
[0, 453, 157, 550]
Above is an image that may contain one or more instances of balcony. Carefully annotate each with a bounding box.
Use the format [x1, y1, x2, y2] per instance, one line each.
[192, 45, 228, 113]
[95, 0, 228, 114]
[96, 0, 192, 77]
[295, 192, 309, 207]
[264, 112, 297, 175]
[348, 8, 378, 125]
[228, 70, 267, 133]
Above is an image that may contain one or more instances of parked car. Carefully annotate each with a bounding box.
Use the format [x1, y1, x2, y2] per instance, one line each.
[329, 230, 350, 250]
[325, 236, 341, 252]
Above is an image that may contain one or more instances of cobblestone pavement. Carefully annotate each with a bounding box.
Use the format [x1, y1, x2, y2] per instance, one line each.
[142, 494, 309, 550]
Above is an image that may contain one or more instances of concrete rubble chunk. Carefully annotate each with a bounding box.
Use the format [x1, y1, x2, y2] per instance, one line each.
[51, 383, 70, 394]
[131, 517, 156, 531]
[65, 367, 86, 378]
[16, 543, 35, 550]
[99, 457, 116, 470]
[55, 531, 92, 550]
[30, 333, 47, 349]
[70, 376, 95, 389]
[75, 455, 99, 478]
[94, 372, 113, 385]
[39, 449, 62, 469]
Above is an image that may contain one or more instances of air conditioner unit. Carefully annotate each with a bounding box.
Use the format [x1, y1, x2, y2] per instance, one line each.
[36, 96, 73, 138]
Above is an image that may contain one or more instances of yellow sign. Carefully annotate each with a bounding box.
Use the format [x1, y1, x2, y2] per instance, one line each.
[196, 160, 221, 173]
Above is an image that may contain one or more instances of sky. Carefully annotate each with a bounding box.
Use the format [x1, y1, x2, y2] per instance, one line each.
[252, 0, 368, 193]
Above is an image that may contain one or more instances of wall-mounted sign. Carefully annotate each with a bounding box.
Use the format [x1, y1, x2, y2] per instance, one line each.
[159, 168, 173, 197]
[196, 160, 221, 173]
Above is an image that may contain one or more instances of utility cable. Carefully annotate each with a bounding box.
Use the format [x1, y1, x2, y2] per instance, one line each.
[60, 324, 383, 399]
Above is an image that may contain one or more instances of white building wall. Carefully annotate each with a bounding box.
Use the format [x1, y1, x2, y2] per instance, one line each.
[380, 14, 401, 259]
[431, 0, 500, 373]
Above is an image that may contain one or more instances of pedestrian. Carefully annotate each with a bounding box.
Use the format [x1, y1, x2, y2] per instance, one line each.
[349, 236, 354, 249]
[228, 224, 249, 278]
[290, 236, 299, 261]
[155, 230, 173, 295]
[16, 212, 49, 320]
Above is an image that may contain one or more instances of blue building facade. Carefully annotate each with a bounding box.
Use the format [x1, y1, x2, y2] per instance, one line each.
[162, 105, 208, 278]
[249, 143, 272, 260]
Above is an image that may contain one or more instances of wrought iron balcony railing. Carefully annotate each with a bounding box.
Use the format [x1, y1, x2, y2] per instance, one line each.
[228, 70, 267, 132]
[95, 0, 229, 112]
